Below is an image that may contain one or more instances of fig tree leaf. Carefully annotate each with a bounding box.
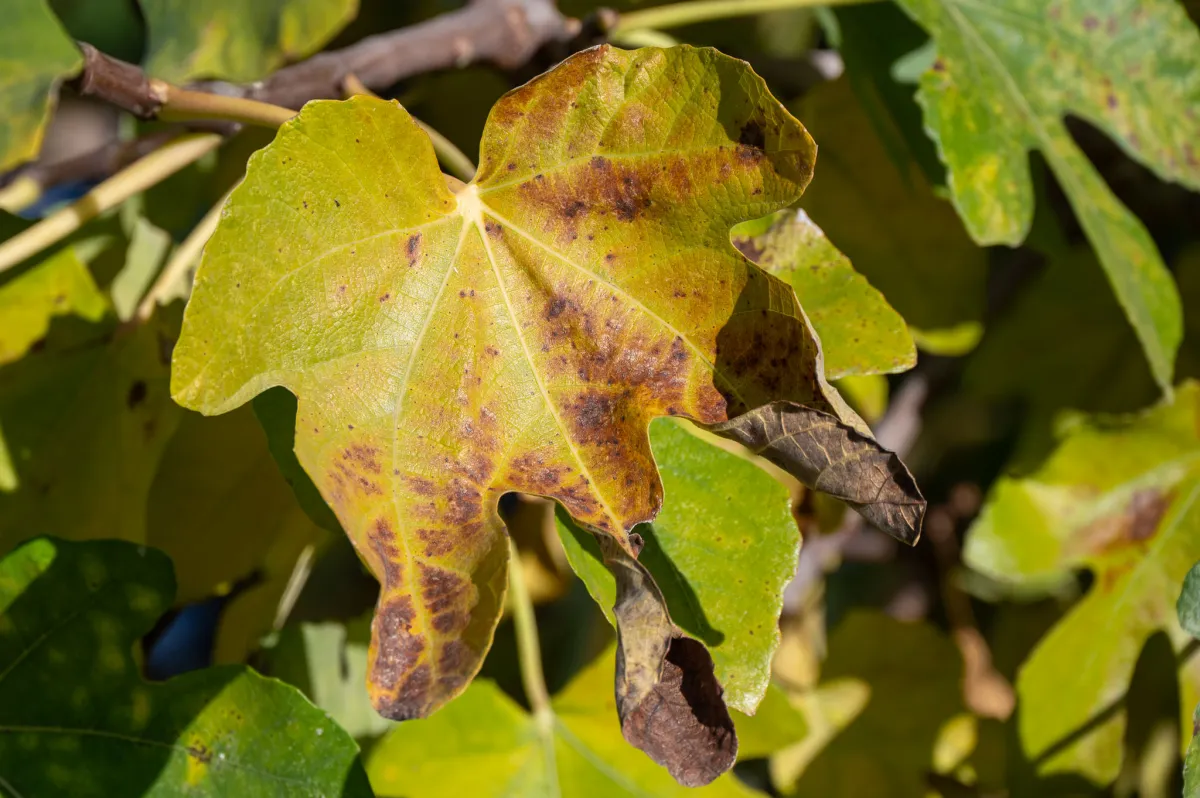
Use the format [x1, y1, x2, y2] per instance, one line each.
[893, 0, 1200, 390]
[140, 0, 358, 83]
[731, 209, 916, 379]
[0, 246, 107, 368]
[733, 682, 809, 761]
[787, 612, 965, 797]
[556, 417, 800, 715]
[795, 76, 985, 356]
[366, 645, 759, 798]
[171, 45, 923, 781]
[0, 0, 81, 172]
[1187, 707, 1200, 798]
[0, 309, 181, 546]
[964, 382, 1200, 783]
[0, 537, 371, 797]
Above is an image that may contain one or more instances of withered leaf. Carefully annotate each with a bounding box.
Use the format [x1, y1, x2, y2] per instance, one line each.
[171, 44, 923, 783]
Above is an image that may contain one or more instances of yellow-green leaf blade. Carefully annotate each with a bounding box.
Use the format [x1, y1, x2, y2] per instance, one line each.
[965, 382, 1200, 782]
[0, 0, 81, 172]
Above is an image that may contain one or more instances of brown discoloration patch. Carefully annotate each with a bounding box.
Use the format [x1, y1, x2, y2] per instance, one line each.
[1082, 488, 1172, 562]
[344, 443, 383, 474]
[405, 233, 421, 267]
[368, 517, 403, 587]
[371, 594, 425, 704]
[738, 120, 765, 151]
[419, 564, 470, 614]
[620, 636, 737, 787]
[187, 743, 213, 764]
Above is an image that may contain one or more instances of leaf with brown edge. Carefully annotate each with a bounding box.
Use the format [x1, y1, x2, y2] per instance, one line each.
[710, 401, 924, 543]
[171, 44, 923, 784]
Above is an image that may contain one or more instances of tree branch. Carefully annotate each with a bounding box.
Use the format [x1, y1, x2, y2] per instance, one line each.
[72, 0, 580, 118]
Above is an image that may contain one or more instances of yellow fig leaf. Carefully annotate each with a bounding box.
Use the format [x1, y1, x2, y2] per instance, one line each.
[172, 45, 924, 782]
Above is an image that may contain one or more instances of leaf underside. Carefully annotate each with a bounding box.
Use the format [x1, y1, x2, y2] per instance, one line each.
[172, 44, 924, 784]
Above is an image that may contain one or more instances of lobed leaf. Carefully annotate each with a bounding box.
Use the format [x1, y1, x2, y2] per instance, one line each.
[0, 247, 107, 368]
[141, 0, 359, 83]
[0, 537, 371, 796]
[171, 45, 924, 782]
[0, 0, 81, 172]
[965, 382, 1200, 782]
[893, 0, 1200, 389]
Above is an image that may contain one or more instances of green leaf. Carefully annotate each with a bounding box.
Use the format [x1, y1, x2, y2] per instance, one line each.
[794, 76, 986, 355]
[0, 537, 372, 797]
[366, 645, 759, 797]
[893, 0, 1200, 390]
[557, 417, 799, 714]
[731, 209, 915, 379]
[1180, 561, 1200, 640]
[141, 0, 359, 83]
[964, 382, 1200, 782]
[171, 43, 921, 779]
[786, 612, 965, 797]
[0, 0, 81, 171]
[0, 246, 107, 367]
[0, 309, 181, 542]
[264, 612, 395, 740]
[733, 682, 809, 761]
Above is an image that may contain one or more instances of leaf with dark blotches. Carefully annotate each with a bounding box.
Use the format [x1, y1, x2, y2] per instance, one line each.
[731, 208, 915, 378]
[0, 537, 372, 797]
[893, 0, 1200, 389]
[965, 381, 1200, 783]
[171, 44, 923, 784]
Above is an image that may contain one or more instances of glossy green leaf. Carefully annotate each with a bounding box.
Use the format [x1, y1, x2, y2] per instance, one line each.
[965, 382, 1200, 782]
[786, 612, 965, 797]
[171, 43, 922, 780]
[0, 0, 81, 171]
[0, 537, 372, 797]
[795, 76, 986, 355]
[141, 0, 358, 82]
[366, 645, 759, 798]
[557, 417, 799, 715]
[0, 246, 106, 368]
[894, 0, 1200, 389]
[732, 209, 915, 378]
[0, 309, 181, 544]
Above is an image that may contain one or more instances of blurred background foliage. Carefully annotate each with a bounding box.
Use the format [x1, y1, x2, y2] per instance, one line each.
[2, 0, 1200, 796]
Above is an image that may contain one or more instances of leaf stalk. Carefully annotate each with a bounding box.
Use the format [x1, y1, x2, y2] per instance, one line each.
[613, 0, 869, 34]
[0, 133, 221, 276]
[507, 536, 553, 724]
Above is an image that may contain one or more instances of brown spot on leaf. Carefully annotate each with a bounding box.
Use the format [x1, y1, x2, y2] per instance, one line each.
[621, 637, 737, 787]
[419, 563, 470, 614]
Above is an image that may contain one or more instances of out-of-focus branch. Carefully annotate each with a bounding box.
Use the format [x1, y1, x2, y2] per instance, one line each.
[71, 0, 580, 119]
